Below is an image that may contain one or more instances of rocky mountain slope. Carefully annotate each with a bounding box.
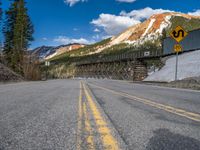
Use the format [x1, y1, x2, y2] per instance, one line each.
[0, 63, 23, 82]
[31, 43, 85, 60]
[31, 46, 55, 60]
[45, 43, 85, 60]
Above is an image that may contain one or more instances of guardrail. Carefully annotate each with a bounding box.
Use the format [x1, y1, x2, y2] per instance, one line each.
[75, 49, 163, 66]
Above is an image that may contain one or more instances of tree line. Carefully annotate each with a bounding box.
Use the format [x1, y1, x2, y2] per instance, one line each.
[1, 0, 34, 76]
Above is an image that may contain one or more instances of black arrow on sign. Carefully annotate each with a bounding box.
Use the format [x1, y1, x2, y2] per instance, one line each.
[172, 30, 185, 38]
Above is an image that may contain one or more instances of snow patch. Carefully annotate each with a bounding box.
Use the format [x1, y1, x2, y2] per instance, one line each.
[144, 50, 200, 82]
[156, 15, 171, 34]
[125, 32, 160, 46]
[111, 29, 134, 45]
[45, 52, 58, 60]
[142, 19, 156, 37]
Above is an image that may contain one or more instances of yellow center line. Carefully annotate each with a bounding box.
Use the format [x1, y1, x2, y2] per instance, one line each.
[88, 83, 200, 123]
[82, 82, 120, 150]
[83, 102, 95, 149]
[77, 82, 83, 150]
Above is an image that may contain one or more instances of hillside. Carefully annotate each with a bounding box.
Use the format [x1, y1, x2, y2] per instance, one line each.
[49, 12, 200, 62]
[31, 46, 55, 60]
[48, 38, 111, 61]
[45, 43, 85, 60]
[0, 63, 23, 82]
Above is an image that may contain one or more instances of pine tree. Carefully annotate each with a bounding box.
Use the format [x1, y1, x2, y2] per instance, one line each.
[3, 1, 18, 68]
[14, 0, 34, 74]
[3, 0, 34, 74]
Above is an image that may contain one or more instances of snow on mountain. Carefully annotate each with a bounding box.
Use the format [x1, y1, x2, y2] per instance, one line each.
[45, 44, 85, 60]
[31, 46, 55, 60]
[32, 43, 85, 60]
[144, 50, 200, 82]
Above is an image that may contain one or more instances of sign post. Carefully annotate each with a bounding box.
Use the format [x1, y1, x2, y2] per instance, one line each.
[174, 44, 182, 81]
[170, 26, 188, 81]
[45, 61, 50, 80]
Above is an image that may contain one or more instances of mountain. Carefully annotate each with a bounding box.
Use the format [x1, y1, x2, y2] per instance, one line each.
[78, 12, 200, 56]
[31, 46, 55, 60]
[45, 43, 85, 60]
[31, 43, 85, 60]
[109, 12, 200, 47]
[36, 12, 200, 61]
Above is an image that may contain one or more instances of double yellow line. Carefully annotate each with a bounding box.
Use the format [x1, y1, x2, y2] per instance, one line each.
[77, 82, 120, 150]
[77, 82, 94, 150]
[88, 83, 200, 123]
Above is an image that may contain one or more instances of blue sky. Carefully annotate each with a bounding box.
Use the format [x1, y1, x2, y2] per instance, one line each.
[1, 0, 200, 49]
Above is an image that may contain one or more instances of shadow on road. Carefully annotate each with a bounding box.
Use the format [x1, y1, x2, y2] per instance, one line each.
[146, 128, 200, 150]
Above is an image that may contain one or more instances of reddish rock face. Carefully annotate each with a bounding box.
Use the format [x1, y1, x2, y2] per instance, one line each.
[57, 44, 85, 54]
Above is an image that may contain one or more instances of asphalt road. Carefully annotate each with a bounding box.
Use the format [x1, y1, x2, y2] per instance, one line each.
[0, 79, 200, 150]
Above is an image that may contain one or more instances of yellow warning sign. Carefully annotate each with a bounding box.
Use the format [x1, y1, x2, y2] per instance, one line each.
[170, 26, 188, 43]
[174, 44, 182, 53]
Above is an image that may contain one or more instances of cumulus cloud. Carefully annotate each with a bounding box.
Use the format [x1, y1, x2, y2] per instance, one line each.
[64, 0, 87, 7]
[91, 7, 174, 35]
[120, 7, 173, 20]
[188, 10, 200, 16]
[54, 36, 95, 44]
[91, 13, 140, 35]
[116, 0, 136, 3]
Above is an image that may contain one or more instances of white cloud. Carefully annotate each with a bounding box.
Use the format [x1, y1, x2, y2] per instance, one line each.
[64, 0, 87, 7]
[120, 7, 173, 20]
[54, 36, 95, 44]
[94, 28, 100, 32]
[91, 13, 140, 35]
[91, 7, 173, 35]
[116, 0, 136, 3]
[92, 34, 113, 41]
[188, 10, 200, 16]
[64, 0, 137, 6]
[102, 35, 112, 40]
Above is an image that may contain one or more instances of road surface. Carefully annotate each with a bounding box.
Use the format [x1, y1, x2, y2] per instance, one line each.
[0, 79, 200, 150]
